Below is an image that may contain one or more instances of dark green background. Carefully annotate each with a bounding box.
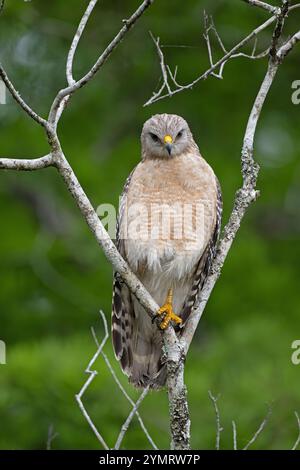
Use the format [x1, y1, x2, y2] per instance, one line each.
[0, 0, 300, 450]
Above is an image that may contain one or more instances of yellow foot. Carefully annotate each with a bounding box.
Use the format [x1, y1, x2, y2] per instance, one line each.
[156, 288, 182, 330]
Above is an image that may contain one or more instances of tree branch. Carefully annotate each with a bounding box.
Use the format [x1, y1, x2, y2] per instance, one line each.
[0, 154, 53, 171]
[277, 29, 300, 60]
[48, 0, 154, 127]
[243, 406, 272, 450]
[0, 65, 49, 128]
[144, 3, 300, 106]
[243, 0, 280, 15]
[208, 391, 223, 450]
[66, 0, 99, 86]
[1, 0, 300, 452]
[98, 347, 158, 449]
[114, 387, 150, 450]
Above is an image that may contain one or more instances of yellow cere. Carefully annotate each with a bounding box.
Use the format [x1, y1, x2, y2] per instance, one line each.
[164, 135, 173, 144]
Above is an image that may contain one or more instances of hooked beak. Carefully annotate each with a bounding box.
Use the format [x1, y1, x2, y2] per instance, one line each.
[164, 135, 173, 155]
[165, 143, 173, 155]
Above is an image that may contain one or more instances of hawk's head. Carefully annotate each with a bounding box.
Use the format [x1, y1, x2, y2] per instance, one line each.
[141, 114, 197, 160]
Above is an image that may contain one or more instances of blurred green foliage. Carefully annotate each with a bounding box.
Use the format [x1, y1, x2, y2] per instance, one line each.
[0, 0, 300, 450]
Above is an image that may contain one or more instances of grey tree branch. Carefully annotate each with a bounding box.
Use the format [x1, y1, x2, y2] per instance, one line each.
[243, 406, 272, 450]
[46, 424, 59, 450]
[48, 0, 154, 127]
[114, 387, 150, 450]
[66, 0, 99, 86]
[144, 2, 300, 106]
[75, 310, 110, 450]
[243, 0, 280, 15]
[91, 326, 158, 450]
[0, 0, 299, 451]
[0, 65, 49, 128]
[208, 391, 223, 450]
[232, 420, 238, 450]
[0, 154, 53, 171]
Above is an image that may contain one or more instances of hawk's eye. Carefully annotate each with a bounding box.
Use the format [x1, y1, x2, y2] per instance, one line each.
[150, 132, 159, 143]
[176, 130, 184, 140]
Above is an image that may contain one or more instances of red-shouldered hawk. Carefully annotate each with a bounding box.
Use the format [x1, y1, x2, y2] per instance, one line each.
[112, 114, 222, 388]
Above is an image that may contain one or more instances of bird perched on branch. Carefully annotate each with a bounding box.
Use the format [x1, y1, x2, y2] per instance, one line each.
[112, 114, 222, 388]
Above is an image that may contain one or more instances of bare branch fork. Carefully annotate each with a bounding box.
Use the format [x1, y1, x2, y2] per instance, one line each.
[144, 1, 300, 106]
[0, 0, 299, 450]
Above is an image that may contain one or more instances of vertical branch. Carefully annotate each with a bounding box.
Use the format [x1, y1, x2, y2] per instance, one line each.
[208, 391, 223, 450]
[66, 0, 99, 86]
[165, 336, 190, 450]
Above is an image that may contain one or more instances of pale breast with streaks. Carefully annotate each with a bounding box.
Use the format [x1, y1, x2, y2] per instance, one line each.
[121, 152, 218, 282]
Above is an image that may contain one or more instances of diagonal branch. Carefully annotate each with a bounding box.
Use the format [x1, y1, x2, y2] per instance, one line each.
[114, 387, 150, 450]
[242, 0, 280, 15]
[75, 310, 110, 450]
[144, 15, 276, 106]
[243, 406, 272, 450]
[91, 328, 158, 450]
[0, 65, 49, 128]
[48, 0, 154, 126]
[277, 29, 300, 60]
[144, 3, 300, 106]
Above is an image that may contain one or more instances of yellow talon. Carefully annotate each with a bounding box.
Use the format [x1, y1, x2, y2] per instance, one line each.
[157, 288, 182, 330]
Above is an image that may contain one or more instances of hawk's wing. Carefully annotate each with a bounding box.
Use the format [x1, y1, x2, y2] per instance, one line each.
[180, 177, 223, 325]
[111, 169, 136, 376]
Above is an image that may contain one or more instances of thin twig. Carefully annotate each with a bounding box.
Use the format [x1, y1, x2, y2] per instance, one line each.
[232, 420, 238, 450]
[144, 15, 276, 105]
[0, 65, 48, 128]
[53, 0, 100, 131]
[49, 0, 154, 125]
[46, 424, 59, 450]
[292, 411, 300, 450]
[75, 310, 110, 450]
[66, 0, 98, 86]
[144, 3, 300, 106]
[208, 391, 223, 450]
[91, 327, 158, 450]
[243, 406, 272, 450]
[114, 386, 150, 450]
